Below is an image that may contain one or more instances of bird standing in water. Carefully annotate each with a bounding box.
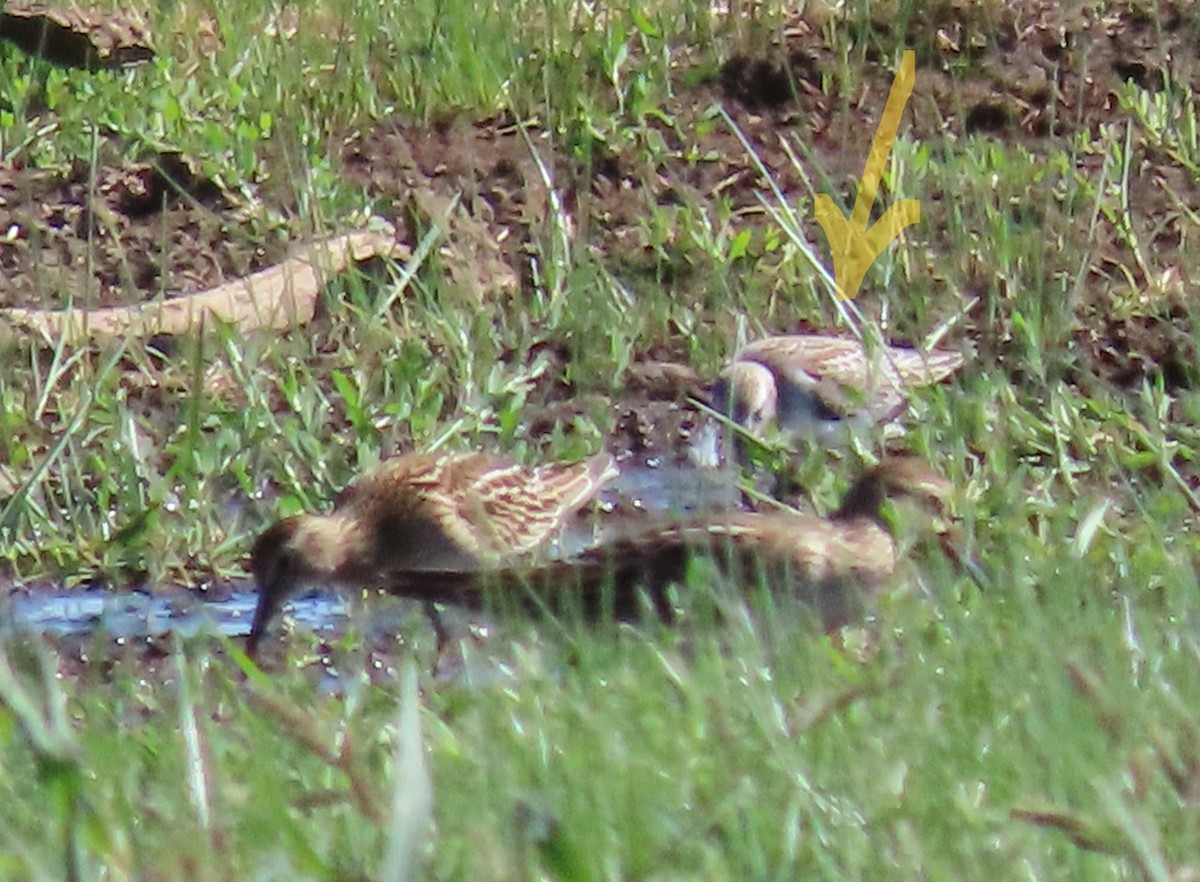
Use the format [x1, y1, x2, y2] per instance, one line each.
[711, 334, 964, 443]
[246, 450, 618, 655]
[550, 455, 956, 630]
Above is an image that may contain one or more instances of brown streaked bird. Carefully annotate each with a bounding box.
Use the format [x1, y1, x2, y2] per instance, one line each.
[246, 450, 618, 655]
[711, 335, 964, 443]
[513, 456, 956, 630]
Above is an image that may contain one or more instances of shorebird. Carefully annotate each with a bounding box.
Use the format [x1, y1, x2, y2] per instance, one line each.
[246, 450, 618, 655]
[504, 455, 957, 630]
[710, 335, 964, 443]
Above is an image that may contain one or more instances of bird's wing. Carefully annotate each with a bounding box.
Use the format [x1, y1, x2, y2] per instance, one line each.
[453, 453, 617, 559]
[884, 347, 964, 385]
[736, 336, 881, 414]
[343, 452, 509, 562]
[736, 335, 963, 422]
[337, 450, 454, 508]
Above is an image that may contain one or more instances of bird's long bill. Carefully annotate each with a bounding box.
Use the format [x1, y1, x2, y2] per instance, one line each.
[245, 582, 285, 658]
[938, 525, 991, 592]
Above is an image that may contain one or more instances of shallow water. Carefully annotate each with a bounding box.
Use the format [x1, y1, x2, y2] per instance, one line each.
[2, 587, 350, 641]
[1, 464, 744, 643]
[604, 460, 738, 511]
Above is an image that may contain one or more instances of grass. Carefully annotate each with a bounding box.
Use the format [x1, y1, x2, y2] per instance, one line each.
[2, 0, 1200, 877]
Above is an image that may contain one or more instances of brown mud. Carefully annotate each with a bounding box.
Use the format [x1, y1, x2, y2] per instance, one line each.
[0, 151, 288, 310]
[2, 2, 1192, 386]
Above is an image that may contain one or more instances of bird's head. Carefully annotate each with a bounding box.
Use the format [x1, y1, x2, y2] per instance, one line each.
[836, 456, 989, 591]
[246, 517, 309, 657]
[246, 514, 358, 657]
[710, 360, 778, 435]
[834, 456, 953, 524]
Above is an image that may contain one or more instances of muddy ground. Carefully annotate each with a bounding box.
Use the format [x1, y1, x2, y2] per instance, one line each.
[2, 2, 1195, 379]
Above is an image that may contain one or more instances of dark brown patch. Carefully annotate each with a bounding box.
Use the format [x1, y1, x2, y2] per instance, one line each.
[720, 54, 797, 110]
[0, 150, 289, 310]
[965, 100, 1016, 134]
[0, 3, 153, 69]
[1075, 312, 1197, 392]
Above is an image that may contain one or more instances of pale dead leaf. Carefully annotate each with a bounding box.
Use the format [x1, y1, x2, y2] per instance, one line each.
[0, 231, 410, 345]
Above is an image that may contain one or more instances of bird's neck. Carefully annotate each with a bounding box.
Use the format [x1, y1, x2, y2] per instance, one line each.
[292, 512, 371, 583]
[831, 472, 888, 525]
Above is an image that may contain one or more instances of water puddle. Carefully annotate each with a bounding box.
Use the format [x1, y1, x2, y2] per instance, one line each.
[2, 587, 349, 641]
[2, 465, 744, 643]
[605, 460, 739, 512]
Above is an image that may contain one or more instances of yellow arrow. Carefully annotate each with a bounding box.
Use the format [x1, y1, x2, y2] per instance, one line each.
[814, 50, 920, 301]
